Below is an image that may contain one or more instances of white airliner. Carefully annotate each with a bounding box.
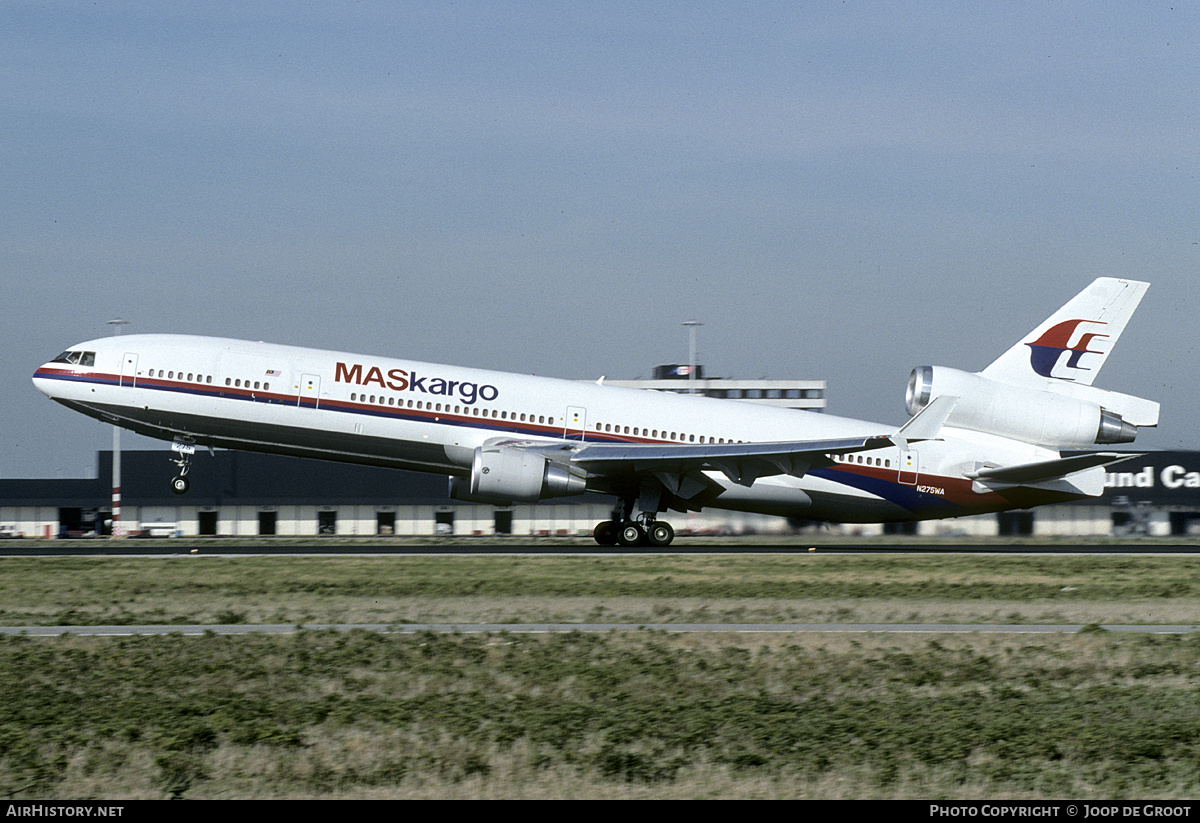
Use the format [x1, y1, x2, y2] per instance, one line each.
[33, 278, 1159, 546]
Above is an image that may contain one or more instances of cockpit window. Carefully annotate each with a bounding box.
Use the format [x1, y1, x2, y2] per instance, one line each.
[50, 350, 95, 367]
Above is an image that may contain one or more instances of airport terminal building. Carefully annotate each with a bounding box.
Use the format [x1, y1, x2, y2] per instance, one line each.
[2, 449, 1198, 540]
[597, 364, 827, 411]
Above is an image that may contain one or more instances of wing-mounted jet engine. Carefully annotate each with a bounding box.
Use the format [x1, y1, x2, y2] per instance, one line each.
[448, 441, 587, 505]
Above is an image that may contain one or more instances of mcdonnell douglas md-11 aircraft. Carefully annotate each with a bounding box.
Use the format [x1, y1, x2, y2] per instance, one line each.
[33, 278, 1159, 546]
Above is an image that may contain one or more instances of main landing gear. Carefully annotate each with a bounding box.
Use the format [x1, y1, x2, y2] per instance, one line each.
[592, 517, 676, 547]
[592, 488, 676, 547]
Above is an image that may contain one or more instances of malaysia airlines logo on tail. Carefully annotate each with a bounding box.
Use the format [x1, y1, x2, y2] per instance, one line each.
[982, 278, 1146, 389]
[1025, 319, 1109, 380]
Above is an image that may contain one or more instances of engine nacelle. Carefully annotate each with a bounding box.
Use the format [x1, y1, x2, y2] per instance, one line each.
[448, 444, 586, 505]
[906, 366, 1139, 449]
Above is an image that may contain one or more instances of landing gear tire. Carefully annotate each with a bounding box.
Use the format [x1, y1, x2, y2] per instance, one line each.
[593, 520, 619, 546]
[647, 521, 675, 547]
[617, 522, 645, 547]
[171, 476, 190, 495]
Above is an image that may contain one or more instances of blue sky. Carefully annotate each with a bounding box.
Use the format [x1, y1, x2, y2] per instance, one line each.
[4, 2, 1197, 477]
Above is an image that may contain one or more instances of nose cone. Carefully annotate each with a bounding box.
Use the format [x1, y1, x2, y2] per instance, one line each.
[32, 362, 59, 397]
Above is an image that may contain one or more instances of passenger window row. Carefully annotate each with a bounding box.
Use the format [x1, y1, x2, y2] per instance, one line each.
[594, 421, 742, 444]
[834, 453, 891, 468]
[146, 369, 271, 391]
[347, 393, 555, 425]
[223, 377, 269, 390]
[149, 369, 214, 384]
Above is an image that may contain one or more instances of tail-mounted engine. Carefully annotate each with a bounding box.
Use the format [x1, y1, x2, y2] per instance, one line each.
[448, 444, 586, 505]
[906, 366, 1158, 449]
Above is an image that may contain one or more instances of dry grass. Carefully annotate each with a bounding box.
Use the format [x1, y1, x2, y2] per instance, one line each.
[1, 553, 1198, 626]
[11, 630, 1199, 799]
[2, 552, 1199, 799]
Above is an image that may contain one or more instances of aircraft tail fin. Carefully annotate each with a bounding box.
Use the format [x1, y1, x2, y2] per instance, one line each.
[981, 277, 1149, 387]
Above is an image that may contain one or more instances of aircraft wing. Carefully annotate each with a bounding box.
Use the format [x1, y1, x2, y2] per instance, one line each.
[571, 434, 893, 487]
[474, 396, 957, 511]
[570, 394, 959, 488]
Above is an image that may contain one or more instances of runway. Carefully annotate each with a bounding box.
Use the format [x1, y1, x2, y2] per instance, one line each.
[1, 539, 1199, 556]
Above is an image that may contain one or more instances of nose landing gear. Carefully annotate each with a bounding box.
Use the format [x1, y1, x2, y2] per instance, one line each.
[169, 438, 195, 495]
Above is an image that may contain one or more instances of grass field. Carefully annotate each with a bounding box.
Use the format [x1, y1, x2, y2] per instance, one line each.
[2, 549, 1199, 798]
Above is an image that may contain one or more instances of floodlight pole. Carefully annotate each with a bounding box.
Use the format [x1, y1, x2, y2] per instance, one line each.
[682, 320, 702, 394]
[107, 319, 128, 537]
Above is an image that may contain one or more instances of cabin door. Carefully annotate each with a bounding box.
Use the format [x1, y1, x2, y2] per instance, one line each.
[898, 448, 919, 485]
[120, 353, 139, 388]
[565, 406, 587, 441]
[299, 374, 321, 409]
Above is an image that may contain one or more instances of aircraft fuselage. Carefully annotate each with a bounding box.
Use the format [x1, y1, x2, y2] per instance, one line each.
[33, 334, 1075, 525]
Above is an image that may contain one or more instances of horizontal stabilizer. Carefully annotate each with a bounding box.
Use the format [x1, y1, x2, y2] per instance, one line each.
[966, 452, 1141, 484]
